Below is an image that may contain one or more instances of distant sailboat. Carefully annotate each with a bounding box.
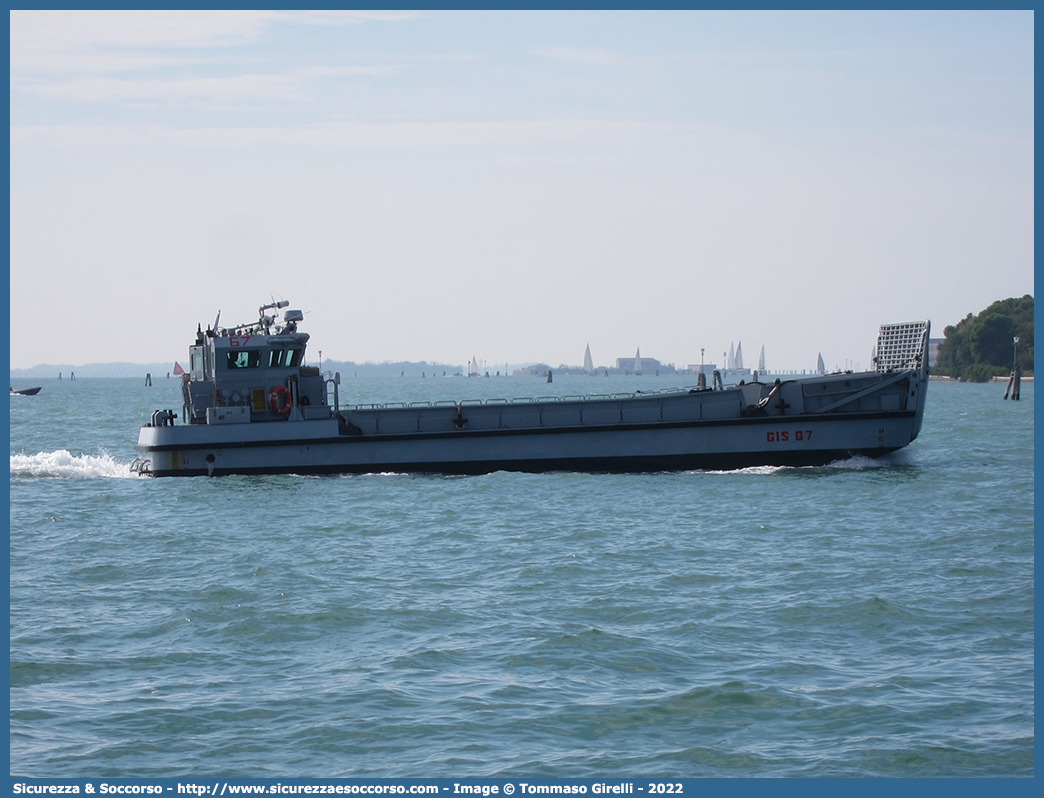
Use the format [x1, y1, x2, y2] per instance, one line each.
[758, 346, 766, 373]
[817, 353, 826, 375]
[469, 356, 480, 377]
[728, 343, 735, 371]
[634, 347, 642, 375]
[583, 344, 594, 374]
[735, 342, 744, 371]
[173, 362, 185, 376]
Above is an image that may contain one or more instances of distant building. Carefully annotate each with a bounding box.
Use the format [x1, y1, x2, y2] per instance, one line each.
[615, 356, 675, 374]
[685, 364, 719, 375]
[513, 363, 552, 376]
[928, 338, 943, 367]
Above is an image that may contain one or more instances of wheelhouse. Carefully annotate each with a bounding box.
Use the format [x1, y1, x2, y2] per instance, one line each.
[179, 302, 329, 425]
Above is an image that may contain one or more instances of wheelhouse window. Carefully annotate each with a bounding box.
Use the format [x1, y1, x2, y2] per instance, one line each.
[227, 350, 262, 369]
[269, 349, 302, 368]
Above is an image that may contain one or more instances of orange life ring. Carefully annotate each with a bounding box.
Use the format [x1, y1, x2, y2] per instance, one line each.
[269, 384, 292, 416]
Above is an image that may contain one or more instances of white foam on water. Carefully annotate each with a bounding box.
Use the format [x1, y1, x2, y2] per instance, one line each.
[703, 454, 898, 476]
[699, 465, 789, 476]
[823, 454, 893, 470]
[10, 450, 140, 479]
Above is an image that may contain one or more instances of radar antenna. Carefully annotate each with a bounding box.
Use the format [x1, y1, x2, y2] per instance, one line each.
[258, 299, 290, 334]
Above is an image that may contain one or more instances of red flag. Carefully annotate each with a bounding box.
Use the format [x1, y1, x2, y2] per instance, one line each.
[173, 362, 185, 375]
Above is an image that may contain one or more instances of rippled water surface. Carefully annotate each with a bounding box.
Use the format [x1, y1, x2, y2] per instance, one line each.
[9, 376, 1034, 777]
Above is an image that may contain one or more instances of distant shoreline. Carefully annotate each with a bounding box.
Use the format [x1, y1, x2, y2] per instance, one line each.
[14, 356, 1033, 384]
[930, 374, 1034, 383]
[13, 371, 1035, 384]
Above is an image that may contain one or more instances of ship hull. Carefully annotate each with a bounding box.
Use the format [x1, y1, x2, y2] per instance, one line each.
[135, 399, 922, 477]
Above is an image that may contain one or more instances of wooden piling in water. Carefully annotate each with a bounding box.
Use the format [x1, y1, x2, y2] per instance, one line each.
[1004, 365, 1021, 400]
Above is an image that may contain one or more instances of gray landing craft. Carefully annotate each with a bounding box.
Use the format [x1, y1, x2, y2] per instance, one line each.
[132, 301, 930, 477]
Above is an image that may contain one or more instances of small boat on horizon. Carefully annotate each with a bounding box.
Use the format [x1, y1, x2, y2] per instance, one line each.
[10, 386, 42, 396]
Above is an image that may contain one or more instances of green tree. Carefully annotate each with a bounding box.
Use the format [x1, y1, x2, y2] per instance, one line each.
[934, 295, 1033, 381]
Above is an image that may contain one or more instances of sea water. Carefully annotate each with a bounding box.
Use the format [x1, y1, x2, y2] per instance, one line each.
[9, 376, 1034, 777]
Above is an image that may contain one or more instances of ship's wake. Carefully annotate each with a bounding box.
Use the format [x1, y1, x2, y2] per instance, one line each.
[704, 453, 903, 476]
[823, 454, 897, 470]
[10, 450, 140, 479]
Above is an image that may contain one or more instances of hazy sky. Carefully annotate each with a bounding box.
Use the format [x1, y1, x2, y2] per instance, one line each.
[10, 10, 1033, 372]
